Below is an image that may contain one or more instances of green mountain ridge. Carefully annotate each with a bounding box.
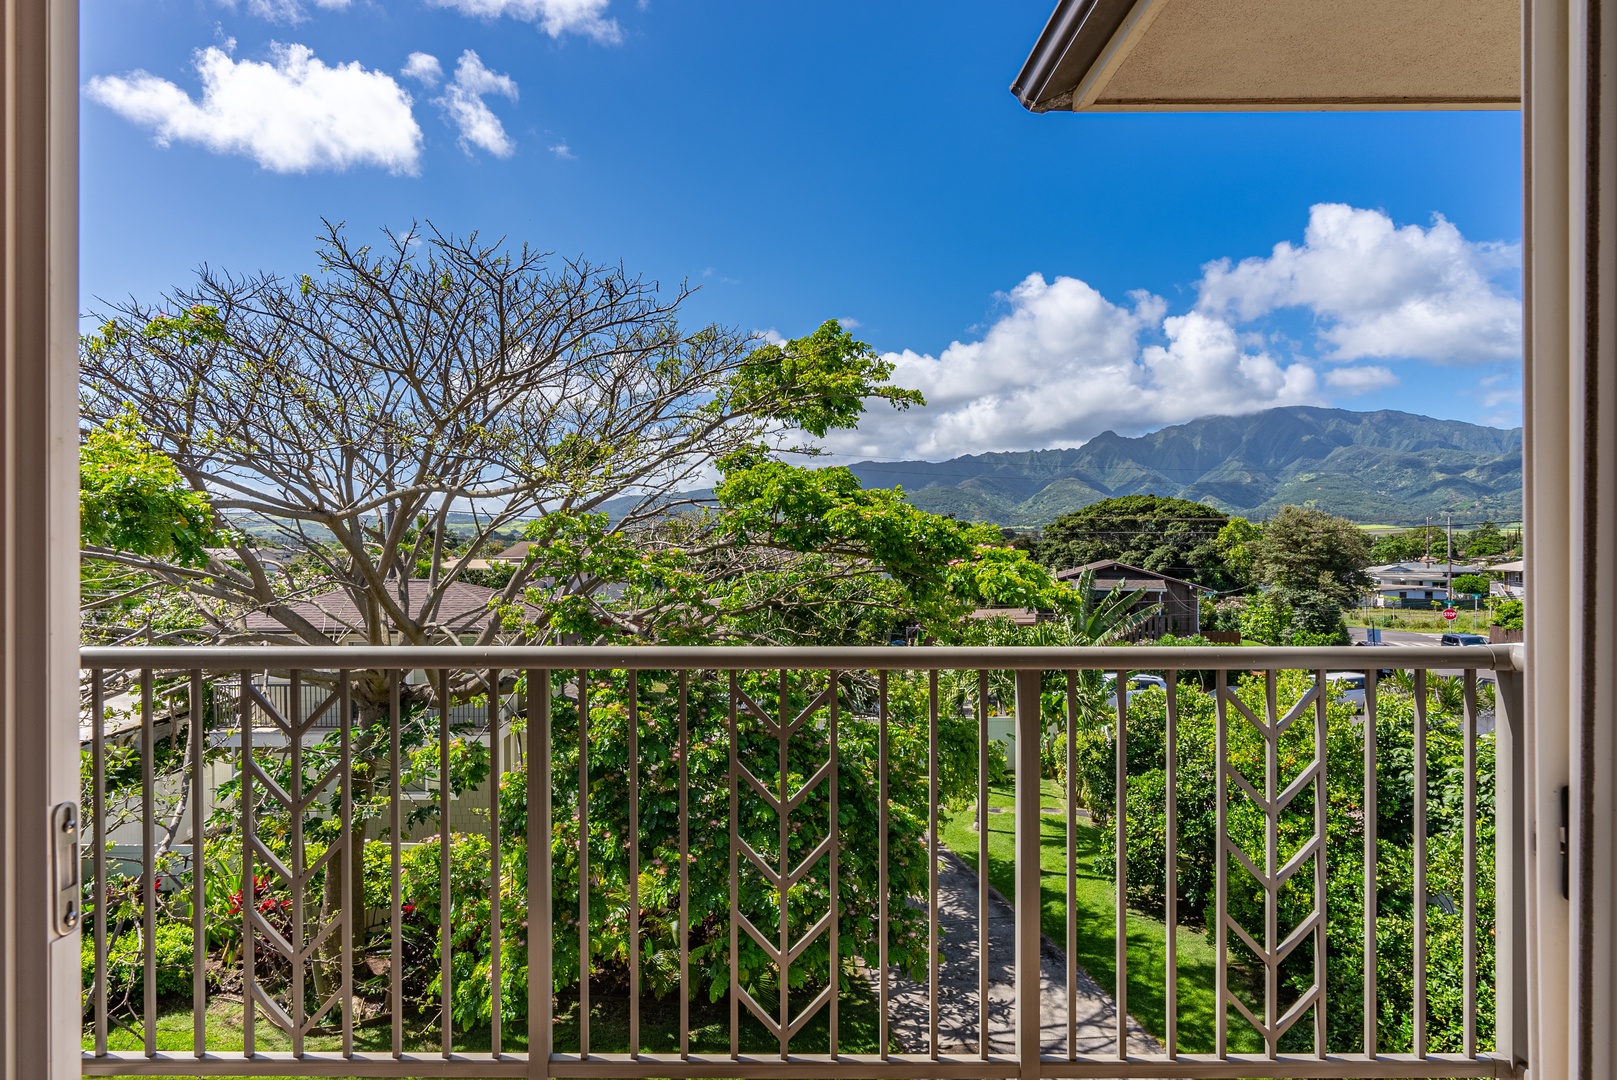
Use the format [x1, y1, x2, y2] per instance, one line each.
[843, 407, 1522, 525]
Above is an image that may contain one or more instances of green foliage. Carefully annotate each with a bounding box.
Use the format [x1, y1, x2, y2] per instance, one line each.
[1460, 520, 1517, 559]
[1038, 496, 1243, 590]
[1075, 673, 1493, 1053]
[1250, 506, 1373, 608]
[1370, 528, 1428, 564]
[386, 669, 986, 1027]
[1451, 574, 1491, 597]
[84, 921, 194, 1002]
[1236, 594, 1290, 646]
[726, 320, 925, 438]
[1492, 598, 1524, 630]
[80, 409, 225, 567]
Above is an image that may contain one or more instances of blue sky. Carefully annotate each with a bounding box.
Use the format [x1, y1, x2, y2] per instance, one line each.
[82, 0, 1524, 462]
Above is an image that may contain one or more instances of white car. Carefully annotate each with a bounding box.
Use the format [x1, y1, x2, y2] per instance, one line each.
[1326, 671, 1368, 712]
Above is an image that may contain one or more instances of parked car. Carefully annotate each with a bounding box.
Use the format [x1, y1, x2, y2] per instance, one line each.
[1326, 671, 1367, 712]
[1104, 672, 1168, 709]
[1441, 633, 1489, 646]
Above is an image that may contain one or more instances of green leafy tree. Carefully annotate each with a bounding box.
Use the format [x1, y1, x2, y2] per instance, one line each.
[1038, 495, 1241, 590]
[1451, 573, 1491, 598]
[1248, 506, 1372, 643]
[81, 408, 225, 567]
[1459, 520, 1516, 559]
[79, 224, 920, 660]
[1492, 598, 1524, 630]
[1370, 528, 1427, 563]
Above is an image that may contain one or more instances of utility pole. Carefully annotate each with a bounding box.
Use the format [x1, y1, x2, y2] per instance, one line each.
[1424, 516, 1432, 564]
[1445, 511, 1454, 606]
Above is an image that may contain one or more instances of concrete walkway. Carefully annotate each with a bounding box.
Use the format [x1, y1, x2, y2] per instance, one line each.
[872, 847, 1160, 1057]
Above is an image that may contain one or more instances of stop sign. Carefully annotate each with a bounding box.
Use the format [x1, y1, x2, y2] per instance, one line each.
[1442, 607, 1458, 621]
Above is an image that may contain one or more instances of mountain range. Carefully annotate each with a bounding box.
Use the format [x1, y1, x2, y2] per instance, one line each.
[840, 407, 1522, 526]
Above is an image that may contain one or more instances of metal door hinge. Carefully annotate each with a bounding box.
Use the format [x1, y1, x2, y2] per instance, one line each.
[52, 802, 80, 936]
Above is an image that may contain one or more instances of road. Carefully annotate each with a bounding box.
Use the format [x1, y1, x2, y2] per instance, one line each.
[1347, 626, 1498, 681]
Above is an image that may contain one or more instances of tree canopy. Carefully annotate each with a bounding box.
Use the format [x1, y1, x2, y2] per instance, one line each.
[78, 224, 931, 649]
[1037, 495, 1242, 590]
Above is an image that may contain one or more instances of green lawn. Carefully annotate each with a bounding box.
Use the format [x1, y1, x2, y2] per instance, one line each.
[941, 779, 1262, 1054]
[87, 971, 887, 1078]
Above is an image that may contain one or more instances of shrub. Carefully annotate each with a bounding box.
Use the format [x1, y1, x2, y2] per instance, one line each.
[1079, 672, 1493, 1054]
[83, 920, 194, 1007]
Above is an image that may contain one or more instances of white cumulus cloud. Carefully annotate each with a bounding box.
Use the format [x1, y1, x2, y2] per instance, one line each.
[86, 43, 422, 174]
[817, 273, 1321, 461]
[401, 52, 443, 87]
[1196, 203, 1520, 364]
[433, 51, 519, 157]
[1324, 365, 1400, 393]
[239, 0, 350, 25]
[425, 0, 620, 41]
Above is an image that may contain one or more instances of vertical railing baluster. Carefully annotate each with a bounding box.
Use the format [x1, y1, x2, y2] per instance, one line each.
[141, 669, 156, 1057]
[627, 669, 639, 1060]
[1013, 668, 1043, 1073]
[390, 673, 403, 1061]
[777, 670, 789, 1060]
[1214, 669, 1228, 1059]
[977, 669, 989, 1060]
[1264, 671, 1279, 1058]
[727, 670, 739, 1061]
[1066, 670, 1077, 1063]
[290, 670, 305, 1057]
[1414, 668, 1428, 1058]
[489, 669, 503, 1058]
[528, 669, 553, 1077]
[828, 669, 840, 1059]
[340, 671, 353, 1059]
[1114, 670, 1128, 1060]
[578, 669, 590, 1061]
[877, 670, 889, 1061]
[1165, 669, 1178, 1059]
[190, 670, 206, 1057]
[1463, 668, 1478, 1058]
[1314, 668, 1328, 1057]
[241, 671, 255, 1057]
[928, 669, 940, 1062]
[439, 668, 452, 1058]
[92, 669, 107, 1058]
[678, 671, 689, 1062]
[1364, 667, 1378, 1059]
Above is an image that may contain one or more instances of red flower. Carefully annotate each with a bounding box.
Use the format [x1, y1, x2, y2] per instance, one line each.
[401, 904, 416, 915]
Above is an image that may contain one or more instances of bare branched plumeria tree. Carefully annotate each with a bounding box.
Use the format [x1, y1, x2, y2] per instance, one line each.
[80, 222, 920, 658]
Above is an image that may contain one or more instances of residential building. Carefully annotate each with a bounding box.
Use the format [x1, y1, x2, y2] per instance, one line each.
[1366, 561, 1483, 608]
[1055, 559, 1206, 638]
[1491, 558, 1528, 600]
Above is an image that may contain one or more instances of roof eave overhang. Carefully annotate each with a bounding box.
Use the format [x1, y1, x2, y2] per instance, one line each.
[1012, 0, 1522, 114]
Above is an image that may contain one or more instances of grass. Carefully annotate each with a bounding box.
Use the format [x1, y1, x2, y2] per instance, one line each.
[87, 973, 887, 1078]
[941, 779, 1263, 1054]
[1345, 609, 1492, 633]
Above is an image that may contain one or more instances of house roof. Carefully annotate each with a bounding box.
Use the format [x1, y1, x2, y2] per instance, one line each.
[242, 580, 524, 638]
[967, 607, 1044, 626]
[1012, 0, 1519, 114]
[1490, 560, 1526, 573]
[491, 541, 533, 561]
[1054, 559, 1205, 592]
[1368, 562, 1482, 576]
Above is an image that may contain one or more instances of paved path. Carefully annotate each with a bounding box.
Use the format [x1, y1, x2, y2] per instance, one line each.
[870, 846, 1160, 1057]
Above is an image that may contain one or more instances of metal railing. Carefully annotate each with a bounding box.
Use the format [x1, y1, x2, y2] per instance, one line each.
[77, 644, 1528, 1078]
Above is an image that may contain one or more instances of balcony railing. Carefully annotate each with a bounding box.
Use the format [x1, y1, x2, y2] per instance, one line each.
[76, 644, 1527, 1078]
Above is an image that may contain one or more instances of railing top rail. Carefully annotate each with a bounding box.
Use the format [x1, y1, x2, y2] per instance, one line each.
[77, 642, 1525, 673]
